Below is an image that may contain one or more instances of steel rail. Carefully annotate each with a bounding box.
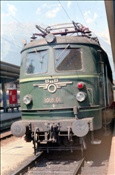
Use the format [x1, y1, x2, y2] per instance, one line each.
[13, 152, 43, 175]
[13, 153, 84, 175]
[73, 158, 85, 175]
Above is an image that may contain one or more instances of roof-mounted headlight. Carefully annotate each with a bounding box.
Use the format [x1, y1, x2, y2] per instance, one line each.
[76, 92, 86, 102]
[23, 94, 32, 105]
[45, 33, 56, 43]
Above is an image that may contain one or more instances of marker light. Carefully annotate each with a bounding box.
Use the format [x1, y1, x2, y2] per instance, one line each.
[77, 82, 84, 89]
[76, 92, 86, 102]
[23, 94, 32, 105]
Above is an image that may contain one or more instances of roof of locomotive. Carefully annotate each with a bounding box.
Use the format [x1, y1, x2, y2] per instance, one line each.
[20, 22, 113, 82]
[21, 22, 102, 52]
[21, 35, 100, 52]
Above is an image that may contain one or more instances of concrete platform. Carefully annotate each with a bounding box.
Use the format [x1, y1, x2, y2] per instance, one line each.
[0, 111, 22, 121]
[107, 119, 115, 175]
[0, 111, 22, 131]
[1, 138, 34, 175]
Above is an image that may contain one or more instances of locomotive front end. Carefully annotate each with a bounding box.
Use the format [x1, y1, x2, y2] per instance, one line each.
[11, 23, 114, 153]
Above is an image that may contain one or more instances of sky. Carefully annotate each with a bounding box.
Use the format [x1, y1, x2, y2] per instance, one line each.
[1, 0, 115, 80]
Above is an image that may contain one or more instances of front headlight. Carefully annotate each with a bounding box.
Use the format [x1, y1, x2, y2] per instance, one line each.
[23, 94, 32, 105]
[76, 92, 86, 102]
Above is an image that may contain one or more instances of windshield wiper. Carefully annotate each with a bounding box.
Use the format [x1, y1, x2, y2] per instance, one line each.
[56, 44, 70, 60]
[34, 48, 45, 69]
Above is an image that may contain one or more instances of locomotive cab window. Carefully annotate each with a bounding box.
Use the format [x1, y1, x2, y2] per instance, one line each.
[26, 50, 48, 74]
[55, 48, 82, 71]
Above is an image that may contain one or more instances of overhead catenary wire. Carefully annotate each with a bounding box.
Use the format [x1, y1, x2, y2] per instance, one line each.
[75, 1, 88, 26]
[2, 37, 22, 48]
[73, 1, 114, 74]
[1, 6, 34, 48]
[1, 7, 33, 34]
[2, 50, 21, 55]
[58, 0, 72, 22]
[76, 1, 107, 40]
[74, 1, 98, 38]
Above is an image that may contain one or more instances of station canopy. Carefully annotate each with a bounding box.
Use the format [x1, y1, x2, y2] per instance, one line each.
[0, 61, 20, 84]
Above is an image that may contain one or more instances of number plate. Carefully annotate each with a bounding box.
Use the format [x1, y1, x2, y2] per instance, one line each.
[44, 97, 63, 104]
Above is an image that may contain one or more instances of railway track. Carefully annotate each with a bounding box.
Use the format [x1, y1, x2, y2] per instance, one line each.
[13, 151, 84, 175]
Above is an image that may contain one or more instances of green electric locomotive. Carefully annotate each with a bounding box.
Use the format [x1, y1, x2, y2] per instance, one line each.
[11, 22, 114, 154]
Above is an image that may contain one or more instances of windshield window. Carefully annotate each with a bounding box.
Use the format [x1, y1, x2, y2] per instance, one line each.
[26, 50, 48, 74]
[55, 48, 82, 71]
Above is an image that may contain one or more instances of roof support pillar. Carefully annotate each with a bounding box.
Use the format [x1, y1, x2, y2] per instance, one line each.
[2, 83, 7, 112]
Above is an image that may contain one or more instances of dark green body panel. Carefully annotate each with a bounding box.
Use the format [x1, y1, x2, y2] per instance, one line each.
[19, 36, 113, 131]
[20, 75, 102, 129]
[20, 76, 99, 110]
